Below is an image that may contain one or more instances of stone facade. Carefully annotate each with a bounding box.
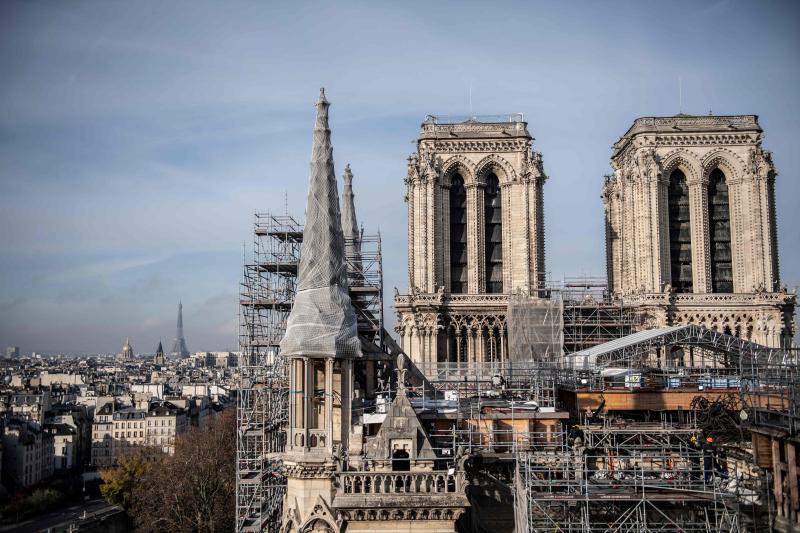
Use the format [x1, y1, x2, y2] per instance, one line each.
[89, 400, 188, 466]
[2, 417, 54, 488]
[395, 116, 547, 371]
[603, 114, 796, 347]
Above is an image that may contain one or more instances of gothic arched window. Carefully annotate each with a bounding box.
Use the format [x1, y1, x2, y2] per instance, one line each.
[668, 169, 693, 293]
[484, 172, 503, 293]
[708, 168, 733, 292]
[449, 174, 467, 293]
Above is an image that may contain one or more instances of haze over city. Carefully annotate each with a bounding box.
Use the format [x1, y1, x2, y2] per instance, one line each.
[2, 0, 799, 354]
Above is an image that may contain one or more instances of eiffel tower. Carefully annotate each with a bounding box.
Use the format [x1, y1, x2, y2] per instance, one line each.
[170, 301, 190, 358]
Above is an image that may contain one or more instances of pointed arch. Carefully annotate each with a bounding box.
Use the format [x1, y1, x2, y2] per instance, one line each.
[701, 148, 744, 183]
[474, 154, 516, 185]
[660, 148, 702, 184]
[441, 155, 475, 187]
[298, 497, 339, 533]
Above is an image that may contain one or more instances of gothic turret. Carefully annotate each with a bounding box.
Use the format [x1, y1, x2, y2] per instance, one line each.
[341, 163, 361, 260]
[280, 89, 360, 532]
[154, 341, 165, 366]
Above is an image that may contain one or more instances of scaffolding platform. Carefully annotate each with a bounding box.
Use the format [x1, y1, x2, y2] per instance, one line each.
[514, 420, 744, 533]
[236, 213, 299, 533]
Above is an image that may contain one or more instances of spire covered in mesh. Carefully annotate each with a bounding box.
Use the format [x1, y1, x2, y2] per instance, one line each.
[279, 88, 361, 358]
[341, 164, 362, 262]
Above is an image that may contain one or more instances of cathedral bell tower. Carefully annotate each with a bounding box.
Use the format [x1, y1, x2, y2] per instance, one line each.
[394, 115, 548, 373]
[603, 114, 795, 347]
[280, 88, 362, 533]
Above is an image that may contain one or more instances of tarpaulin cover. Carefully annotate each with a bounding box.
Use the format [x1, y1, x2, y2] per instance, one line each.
[279, 89, 362, 359]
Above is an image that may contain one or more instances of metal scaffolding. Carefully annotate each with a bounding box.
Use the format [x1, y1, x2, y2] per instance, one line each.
[346, 232, 384, 349]
[514, 421, 745, 532]
[237, 214, 385, 533]
[558, 277, 639, 355]
[744, 352, 800, 436]
[414, 361, 560, 456]
[507, 292, 564, 364]
[237, 213, 300, 533]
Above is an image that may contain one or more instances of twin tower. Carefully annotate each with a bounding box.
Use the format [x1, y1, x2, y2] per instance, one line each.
[395, 113, 796, 367]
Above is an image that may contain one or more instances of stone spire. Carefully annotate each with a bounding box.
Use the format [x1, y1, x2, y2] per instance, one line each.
[341, 163, 361, 260]
[154, 341, 165, 365]
[280, 88, 361, 358]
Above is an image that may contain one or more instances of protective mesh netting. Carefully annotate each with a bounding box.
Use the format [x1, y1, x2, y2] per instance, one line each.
[279, 89, 362, 359]
[341, 163, 361, 259]
[507, 292, 563, 364]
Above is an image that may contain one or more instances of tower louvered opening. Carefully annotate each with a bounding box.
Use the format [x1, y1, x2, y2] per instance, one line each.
[449, 174, 467, 294]
[708, 168, 733, 293]
[668, 169, 693, 293]
[484, 172, 503, 294]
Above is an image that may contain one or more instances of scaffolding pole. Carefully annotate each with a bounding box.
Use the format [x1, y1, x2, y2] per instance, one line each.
[345, 232, 384, 349]
[237, 213, 301, 533]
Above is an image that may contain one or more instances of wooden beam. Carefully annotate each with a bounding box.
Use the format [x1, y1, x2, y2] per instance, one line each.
[787, 441, 799, 523]
[774, 437, 785, 518]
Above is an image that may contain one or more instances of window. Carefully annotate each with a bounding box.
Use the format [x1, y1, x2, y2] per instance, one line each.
[668, 169, 693, 293]
[483, 172, 503, 293]
[449, 173, 468, 293]
[708, 169, 733, 292]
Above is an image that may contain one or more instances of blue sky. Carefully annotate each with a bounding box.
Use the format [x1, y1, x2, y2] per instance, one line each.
[1, 0, 798, 354]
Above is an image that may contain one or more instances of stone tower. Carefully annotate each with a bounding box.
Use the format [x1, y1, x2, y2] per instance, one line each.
[154, 341, 165, 366]
[394, 115, 547, 372]
[280, 88, 361, 533]
[603, 114, 795, 347]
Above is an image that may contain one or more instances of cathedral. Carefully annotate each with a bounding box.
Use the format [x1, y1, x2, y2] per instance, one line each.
[271, 90, 797, 533]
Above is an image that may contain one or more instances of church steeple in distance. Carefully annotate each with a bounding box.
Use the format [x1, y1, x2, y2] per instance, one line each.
[154, 340, 165, 366]
[170, 301, 190, 358]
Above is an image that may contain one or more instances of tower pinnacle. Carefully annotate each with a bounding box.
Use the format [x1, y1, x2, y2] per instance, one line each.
[279, 89, 361, 358]
[341, 163, 361, 261]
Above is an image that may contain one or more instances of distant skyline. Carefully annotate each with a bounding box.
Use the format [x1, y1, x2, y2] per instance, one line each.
[1, 0, 799, 353]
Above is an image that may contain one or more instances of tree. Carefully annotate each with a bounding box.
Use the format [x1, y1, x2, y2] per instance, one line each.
[27, 488, 63, 513]
[100, 447, 161, 509]
[129, 410, 236, 533]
